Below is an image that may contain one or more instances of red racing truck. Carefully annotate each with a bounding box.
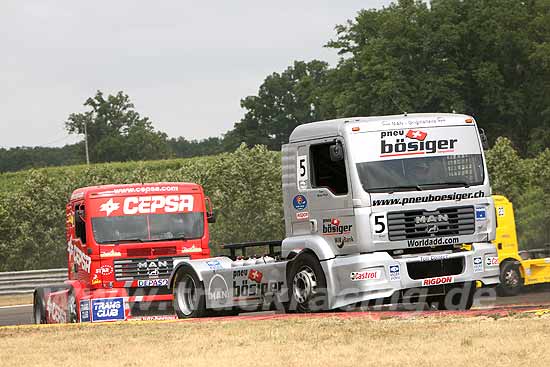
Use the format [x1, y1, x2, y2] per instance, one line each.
[33, 182, 214, 323]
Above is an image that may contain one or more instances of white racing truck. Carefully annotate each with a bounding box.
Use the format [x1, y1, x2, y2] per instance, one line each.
[168, 113, 500, 317]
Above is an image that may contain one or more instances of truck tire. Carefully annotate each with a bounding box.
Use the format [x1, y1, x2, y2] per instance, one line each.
[497, 262, 523, 297]
[172, 267, 206, 318]
[67, 288, 78, 323]
[33, 288, 47, 324]
[287, 252, 328, 313]
[431, 282, 475, 310]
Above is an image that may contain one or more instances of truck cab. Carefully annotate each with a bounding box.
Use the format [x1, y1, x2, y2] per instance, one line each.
[34, 182, 214, 323]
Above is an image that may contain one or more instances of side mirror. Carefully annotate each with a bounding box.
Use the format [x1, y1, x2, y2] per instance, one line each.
[479, 128, 489, 150]
[329, 142, 344, 162]
[205, 196, 216, 223]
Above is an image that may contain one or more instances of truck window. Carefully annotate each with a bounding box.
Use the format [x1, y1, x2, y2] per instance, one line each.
[74, 204, 87, 244]
[310, 142, 348, 195]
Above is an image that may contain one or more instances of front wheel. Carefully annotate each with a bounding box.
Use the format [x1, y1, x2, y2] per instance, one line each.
[173, 267, 206, 318]
[497, 262, 523, 297]
[67, 288, 78, 323]
[33, 288, 47, 324]
[431, 282, 476, 310]
[287, 253, 328, 313]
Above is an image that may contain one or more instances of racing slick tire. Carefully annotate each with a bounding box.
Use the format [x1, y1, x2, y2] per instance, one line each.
[172, 267, 206, 318]
[33, 288, 47, 324]
[431, 282, 476, 310]
[497, 261, 523, 297]
[287, 252, 328, 313]
[67, 287, 78, 323]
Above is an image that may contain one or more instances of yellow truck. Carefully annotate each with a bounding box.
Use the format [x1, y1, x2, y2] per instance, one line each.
[493, 195, 550, 296]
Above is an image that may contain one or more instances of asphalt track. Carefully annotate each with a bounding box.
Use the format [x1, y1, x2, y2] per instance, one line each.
[2, 286, 550, 327]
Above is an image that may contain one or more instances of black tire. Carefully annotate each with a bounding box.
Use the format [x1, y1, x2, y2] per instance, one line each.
[172, 267, 206, 318]
[497, 262, 523, 297]
[287, 252, 328, 313]
[431, 282, 476, 310]
[33, 288, 47, 324]
[67, 288, 78, 323]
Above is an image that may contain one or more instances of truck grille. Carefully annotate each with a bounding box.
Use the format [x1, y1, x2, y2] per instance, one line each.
[387, 206, 475, 241]
[113, 257, 174, 281]
[406, 257, 464, 280]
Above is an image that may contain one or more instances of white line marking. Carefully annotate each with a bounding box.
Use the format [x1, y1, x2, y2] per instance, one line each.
[0, 304, 32, 309]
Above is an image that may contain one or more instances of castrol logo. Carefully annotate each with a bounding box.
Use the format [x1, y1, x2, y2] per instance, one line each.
[99, 195, 194, 216]
[350, 270, 381, 281]
[421, 276, 454, 287]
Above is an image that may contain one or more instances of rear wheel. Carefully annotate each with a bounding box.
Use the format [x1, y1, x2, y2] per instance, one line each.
[33, 288, 47, 324]
[173, 267, 206, 318]
[288, 253, 328, 313]
[497, 262, 523, 297]
[431, 282, 476, 310]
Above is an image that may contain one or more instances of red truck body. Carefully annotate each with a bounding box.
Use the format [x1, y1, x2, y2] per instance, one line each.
[35, 182, 212, 323]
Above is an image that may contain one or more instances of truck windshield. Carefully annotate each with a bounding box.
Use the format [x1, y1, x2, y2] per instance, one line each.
[91, 212, 204, 244]
[357, 154, 484, 193]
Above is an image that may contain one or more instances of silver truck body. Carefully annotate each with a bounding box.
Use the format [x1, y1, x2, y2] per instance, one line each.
[170, 113, 500, 312]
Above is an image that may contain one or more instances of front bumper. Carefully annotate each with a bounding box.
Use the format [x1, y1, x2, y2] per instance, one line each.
[78, 287, 176, 322]
[322, 242, 500, 309]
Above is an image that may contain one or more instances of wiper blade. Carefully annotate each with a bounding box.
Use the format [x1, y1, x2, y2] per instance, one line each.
[419, 181, 471, 189]
[148, 236, 187, 242]
[368, 185, 423, 194]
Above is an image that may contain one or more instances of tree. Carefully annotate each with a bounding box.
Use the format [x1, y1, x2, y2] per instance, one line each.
[224, 60, 331, 151]
[65, 91, 170, 162]
[325, 0, 550, 155]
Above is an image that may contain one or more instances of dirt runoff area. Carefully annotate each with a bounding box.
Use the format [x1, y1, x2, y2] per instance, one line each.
[1, 313, 549, 367]
[0, 294, 32, 307]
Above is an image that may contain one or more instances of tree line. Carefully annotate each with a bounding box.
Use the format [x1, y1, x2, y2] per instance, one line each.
[2, 0, 549, 173]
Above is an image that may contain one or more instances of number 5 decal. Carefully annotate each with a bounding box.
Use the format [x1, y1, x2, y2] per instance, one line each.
[297, 155, 308, 190]
[372, 214, 387, 234]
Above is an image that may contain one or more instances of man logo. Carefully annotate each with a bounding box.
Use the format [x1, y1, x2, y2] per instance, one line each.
[415, 214, 449, 224]
[426, 224, 439, 234]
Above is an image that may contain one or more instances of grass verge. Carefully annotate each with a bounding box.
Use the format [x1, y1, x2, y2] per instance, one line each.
[1, 313, 549, 366]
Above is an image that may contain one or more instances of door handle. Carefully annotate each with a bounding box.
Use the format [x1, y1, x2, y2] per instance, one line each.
[310, 219, 318, 233]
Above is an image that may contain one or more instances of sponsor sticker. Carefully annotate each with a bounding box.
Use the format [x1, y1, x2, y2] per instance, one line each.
[208, 274, 230, 302]
[80, 300, 91, 322]
[91, 298, 125, 322]
[91, 273, 101, 285]
[98, 195, 195, 216]
[206, 260, 223, 270]
[389, 265, 400, 281]
[292, 195, 307, 210]
[473, 256, 483, 273]
[485, 256, 499, 267]
[137, 279, 168, 287]
[475, 207, 487, 221]
[100, 249, 122, 258]
[419, 254, 449, 262]
[421, 276, 454, 287]
[350, 270, 381, 281]
[322, 218, 353, 236]
[296, 211, 309, 220]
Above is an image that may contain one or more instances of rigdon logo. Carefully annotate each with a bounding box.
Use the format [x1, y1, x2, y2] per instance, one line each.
[380, 129, 457, 157]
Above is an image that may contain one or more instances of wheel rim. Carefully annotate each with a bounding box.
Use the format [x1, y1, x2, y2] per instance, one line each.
[176, 274, 198, 316]
[292, 266, 318, 304]
[504, 268, 520, 288]
[67, 293, 77, 323]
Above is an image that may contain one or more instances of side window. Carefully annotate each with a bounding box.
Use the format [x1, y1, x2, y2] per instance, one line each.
[74, 203, 87, 244]
[310, 142, 348, 195]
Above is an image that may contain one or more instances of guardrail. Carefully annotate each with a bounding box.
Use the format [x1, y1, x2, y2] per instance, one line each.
[0, 268, 67, 296]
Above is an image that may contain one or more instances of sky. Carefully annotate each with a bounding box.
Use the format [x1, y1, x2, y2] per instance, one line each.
[0, 1, 392, 148]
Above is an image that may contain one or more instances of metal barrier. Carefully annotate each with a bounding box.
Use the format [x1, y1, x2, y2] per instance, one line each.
[0, 268, 67, 296]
